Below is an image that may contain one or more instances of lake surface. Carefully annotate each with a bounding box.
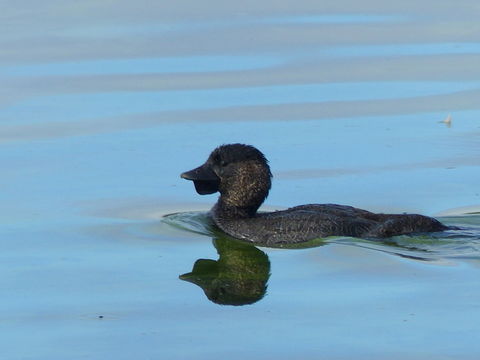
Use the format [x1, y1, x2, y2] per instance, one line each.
[1, 1, 480, 359]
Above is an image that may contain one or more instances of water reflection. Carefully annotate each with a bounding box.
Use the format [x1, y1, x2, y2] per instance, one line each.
[180, 237, 270, 306]
[166, 212, 480, 306]
[173, 214, 464, 306]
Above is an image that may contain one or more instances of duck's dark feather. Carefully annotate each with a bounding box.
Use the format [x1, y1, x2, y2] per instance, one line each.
[213, 204, 447, 245]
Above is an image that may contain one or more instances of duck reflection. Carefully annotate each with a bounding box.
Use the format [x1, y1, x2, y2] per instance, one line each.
[180, 237, 270, 306]
[171, 211, 459, 306]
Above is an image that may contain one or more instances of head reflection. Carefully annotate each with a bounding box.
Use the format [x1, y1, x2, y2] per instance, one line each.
[180, 237, 270, 306]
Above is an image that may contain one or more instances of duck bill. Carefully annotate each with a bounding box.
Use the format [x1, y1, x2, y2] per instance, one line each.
[179, 259, 219, 286]
[181, 163, 220, 195]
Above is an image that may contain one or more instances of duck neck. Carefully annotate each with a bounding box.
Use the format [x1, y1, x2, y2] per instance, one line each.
[212, 160, 271, 220]
[213, 198, 259, 219]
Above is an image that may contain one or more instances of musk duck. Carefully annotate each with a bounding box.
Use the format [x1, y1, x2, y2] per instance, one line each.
[181, 144, 448, 245]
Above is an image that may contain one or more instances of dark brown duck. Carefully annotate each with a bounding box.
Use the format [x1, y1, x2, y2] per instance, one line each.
[181, 144, 449, 245]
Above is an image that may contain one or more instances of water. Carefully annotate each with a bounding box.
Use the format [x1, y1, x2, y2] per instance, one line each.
[1, 1, 480, 359]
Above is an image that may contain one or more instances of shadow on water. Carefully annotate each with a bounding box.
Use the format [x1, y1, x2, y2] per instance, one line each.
[163, 211, 480, 305]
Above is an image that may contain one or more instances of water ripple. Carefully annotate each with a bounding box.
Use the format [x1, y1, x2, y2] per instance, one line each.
[163, 211, 480, 260]
[3, 81, 479, 124]
[0, 55, 283, 78]
[323, 42, 480, 58]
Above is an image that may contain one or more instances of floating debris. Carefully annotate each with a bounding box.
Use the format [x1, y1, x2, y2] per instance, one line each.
[440, 114, 452, 127]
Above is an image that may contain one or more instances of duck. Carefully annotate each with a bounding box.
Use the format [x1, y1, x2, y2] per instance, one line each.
[181, 143, 449, 245]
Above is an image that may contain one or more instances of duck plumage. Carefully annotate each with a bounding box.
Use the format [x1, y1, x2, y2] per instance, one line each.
[181, 144, 448, 245]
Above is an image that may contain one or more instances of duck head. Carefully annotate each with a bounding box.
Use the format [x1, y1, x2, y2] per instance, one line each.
[181, 144, 272, 218]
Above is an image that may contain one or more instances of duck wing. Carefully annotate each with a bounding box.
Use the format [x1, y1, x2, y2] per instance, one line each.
[213, 204, 448, 245]
[214, 206, 376, 245]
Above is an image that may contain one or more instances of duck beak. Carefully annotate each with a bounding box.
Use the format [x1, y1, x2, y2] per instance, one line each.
[179, 259, 219, 287]
[181, 163, 220, 195]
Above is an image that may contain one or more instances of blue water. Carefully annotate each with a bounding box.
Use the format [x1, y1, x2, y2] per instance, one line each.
[0, 55, 283, 77]
[1, 1, 480, 359]
[4, 82, 480, 124]
[324, 42, 480, 58]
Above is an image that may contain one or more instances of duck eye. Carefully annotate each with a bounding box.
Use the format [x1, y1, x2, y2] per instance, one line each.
[212, 154, 221, 163]
[220, 160, 228, 167]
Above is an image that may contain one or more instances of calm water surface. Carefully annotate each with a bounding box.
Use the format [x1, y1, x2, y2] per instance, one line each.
[1, 1, 480, 359]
